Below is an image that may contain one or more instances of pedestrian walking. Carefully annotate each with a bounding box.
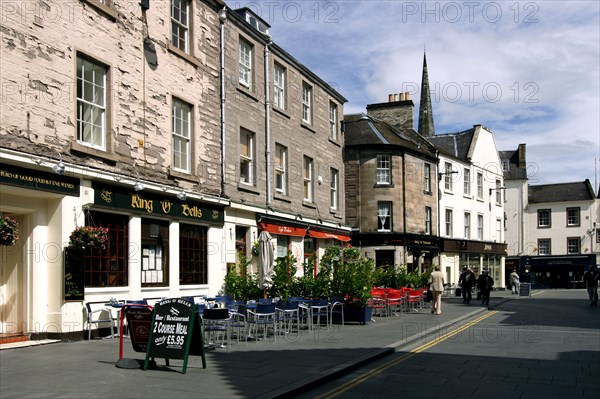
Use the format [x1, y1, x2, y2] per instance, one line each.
[458, 267, 476, 303]
[428, 266, 445, 315]
[583, 265, 599, 306]
[510, 269, 520, 295]
[476, 269, 494, 307]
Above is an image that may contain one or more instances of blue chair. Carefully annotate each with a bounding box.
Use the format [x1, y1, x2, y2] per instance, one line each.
[329, 296, 345, 326]
[276, 300, 300, 334]
[202, 308, 232, 350]
[310, 298, 330, 330]
[247, 303, 276, 341]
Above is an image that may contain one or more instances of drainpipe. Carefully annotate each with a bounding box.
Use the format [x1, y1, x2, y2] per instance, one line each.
[264, 35, 273, 207]
[219, 7, 227, 198]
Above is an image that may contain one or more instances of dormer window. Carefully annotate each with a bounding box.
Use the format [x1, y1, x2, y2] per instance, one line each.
[236, 8, 271, 35]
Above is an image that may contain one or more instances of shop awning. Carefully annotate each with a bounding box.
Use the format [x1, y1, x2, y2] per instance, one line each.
[308, 230, 351, 242]
[259, 222, 307, 237]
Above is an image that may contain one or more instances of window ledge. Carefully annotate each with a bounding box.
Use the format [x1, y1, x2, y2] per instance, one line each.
[273, 193, 291, 203]
[70, 140, 118, 163]
[81, 0, 118, 21]
[301, 122, 315, 133]
[329, 209, 342, 219]
[302, 201, 316, 209]
[374, 183, 394, 188]
[237, 182, 260, 195]
[236, 85, 260, 102]
[169, 167, 196, 182]
[328, 138, 341, 147]
[272, 106, 290, 119]
[423, 190, 433, 196]
[167, 43, 201, 68]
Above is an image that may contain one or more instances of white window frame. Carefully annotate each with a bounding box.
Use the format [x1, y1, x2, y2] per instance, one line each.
[172, 98, 191, 173]
[239, 38, 252, 87]
[329, 102, 338, 140]
[425, 206, 432, 235]
[275, 144, 287, 195]
[464, 212, 471, 239]
[444, 162, 453, 192]
[495, 180, 502, 204]
[171, 0, 189, 53]
[495, 218, 502, 242]
[424, 163, 431, 193]
[77, 55, 107, 151]
[476, 172, 483, 199]
[274, 63, 285, 109]
[378, 201, 392, 232]
[567, 237, 580, 254]
[240, 129, 254, 185]
[303, 156, 313, 202]
[477, 214, 484, 240]
[302, 82, 312, 124]
[464, 168, 471, 196]
[566, 207, 580, 226]
[376, 155, 391, 185]
[445, 209, 453, 237]
[538, 239, 551, 255]
[330, 168, 338, 210]
[538, 209, 551, 227]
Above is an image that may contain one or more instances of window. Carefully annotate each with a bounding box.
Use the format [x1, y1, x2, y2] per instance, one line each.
[141, 220, 169, 287]
[83, 211, 128, 287]
[464, 168, 471, 196]
[538, 239, 551, 255]
[171, 0, 189, 52]
[375, 250, 395, 268]
[502, 160, 510, 171]
[477, 214, 484, 240]
[538, 209, 551, 228]
[276, 235, 289, 258]
[275, 144, 287, 194]
[240, 129, 254, 185]
[303, 156, 313, 202]
[425, 206, 432, 235]
[376, 155, 391, 185]
[424, 163, 431, 193]
[329, 102, 338, 140]
[567, 237, 580, 254]
[495, 180, 502, 204]
[445, 209, 453, 236]
[274, 63, 285, 109]
[476, 172, 483, 199]
[172, 98, 191, 173]
[378, 201, 392, 232]
[464, 212, 471, 239]
[566, 207, 580, 226]
[302, 82, 312, 124]
[495, 219, 502, 242]
[76, 55, 107, 150]
[179, 224, 207, 285]
[330, 168, 339, 210]
[444, 162, 453, 191]
[239, 38, 252, 86]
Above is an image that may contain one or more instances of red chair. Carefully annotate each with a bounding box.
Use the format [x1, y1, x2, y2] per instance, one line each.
[385, 289, 404, 316]
[406, 289, 422, 312]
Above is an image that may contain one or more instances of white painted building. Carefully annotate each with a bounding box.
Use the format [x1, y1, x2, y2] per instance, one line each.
[429, 125, 506, 286]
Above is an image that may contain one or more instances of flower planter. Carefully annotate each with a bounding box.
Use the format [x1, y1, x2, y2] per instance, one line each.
[342, 304, 373, 325]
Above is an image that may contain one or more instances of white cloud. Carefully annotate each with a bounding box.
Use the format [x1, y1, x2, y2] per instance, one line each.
[227, 0, 600, 185]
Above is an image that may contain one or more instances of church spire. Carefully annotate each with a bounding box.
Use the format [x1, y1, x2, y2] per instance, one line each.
[418, 51, 435, 137]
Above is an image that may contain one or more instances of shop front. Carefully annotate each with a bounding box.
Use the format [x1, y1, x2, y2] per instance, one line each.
[509, 254, 596, 289]
[441, 239, 507, 287]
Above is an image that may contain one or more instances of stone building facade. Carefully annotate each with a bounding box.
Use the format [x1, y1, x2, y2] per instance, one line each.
[219, 8, 349, 273]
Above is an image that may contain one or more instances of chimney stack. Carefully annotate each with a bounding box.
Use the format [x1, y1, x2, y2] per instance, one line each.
[366, 92, 415, 130]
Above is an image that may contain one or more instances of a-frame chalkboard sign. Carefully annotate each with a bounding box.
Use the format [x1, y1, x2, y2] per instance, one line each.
[143, 298, 206, 374]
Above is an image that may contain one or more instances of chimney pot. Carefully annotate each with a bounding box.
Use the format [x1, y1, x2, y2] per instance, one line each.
[399, 93, 405, 101]
[405, 91, 410, 101]
[394, 93, 399, 102]
[388, 94, 393, 103]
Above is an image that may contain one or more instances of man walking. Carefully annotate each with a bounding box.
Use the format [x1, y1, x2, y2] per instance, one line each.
[477, 269, 494, 308]
[583, 265, 599, 306]
[428, 266, 445, 315]
[510, 269, 520, 295]
[459, 267, 475, 304]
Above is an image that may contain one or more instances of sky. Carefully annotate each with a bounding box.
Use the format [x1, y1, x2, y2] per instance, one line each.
[225, 0, 600, 187]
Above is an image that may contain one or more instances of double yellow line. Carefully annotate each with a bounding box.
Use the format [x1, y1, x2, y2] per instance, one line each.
[314, 310, 499, 399]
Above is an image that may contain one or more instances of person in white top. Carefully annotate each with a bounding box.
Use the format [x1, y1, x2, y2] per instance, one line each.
[510, 269, 520, 295]
[428, 266, 446, 315]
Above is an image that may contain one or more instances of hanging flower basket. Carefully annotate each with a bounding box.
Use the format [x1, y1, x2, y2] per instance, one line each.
[0, 215, 19, 246]
[68, 226, 109, 250]
[251, 241, 260, 257]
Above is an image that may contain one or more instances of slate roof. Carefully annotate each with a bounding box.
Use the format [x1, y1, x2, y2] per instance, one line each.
[499, 149, 527, 180]
[528, 180, 595, 204]
[427, 129, 476, 161]
[343, 114, 437, 158]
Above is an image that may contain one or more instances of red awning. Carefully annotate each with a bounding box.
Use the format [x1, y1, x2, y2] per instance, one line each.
[259, 222, 307, 237]
[308, 230, 351, 242]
